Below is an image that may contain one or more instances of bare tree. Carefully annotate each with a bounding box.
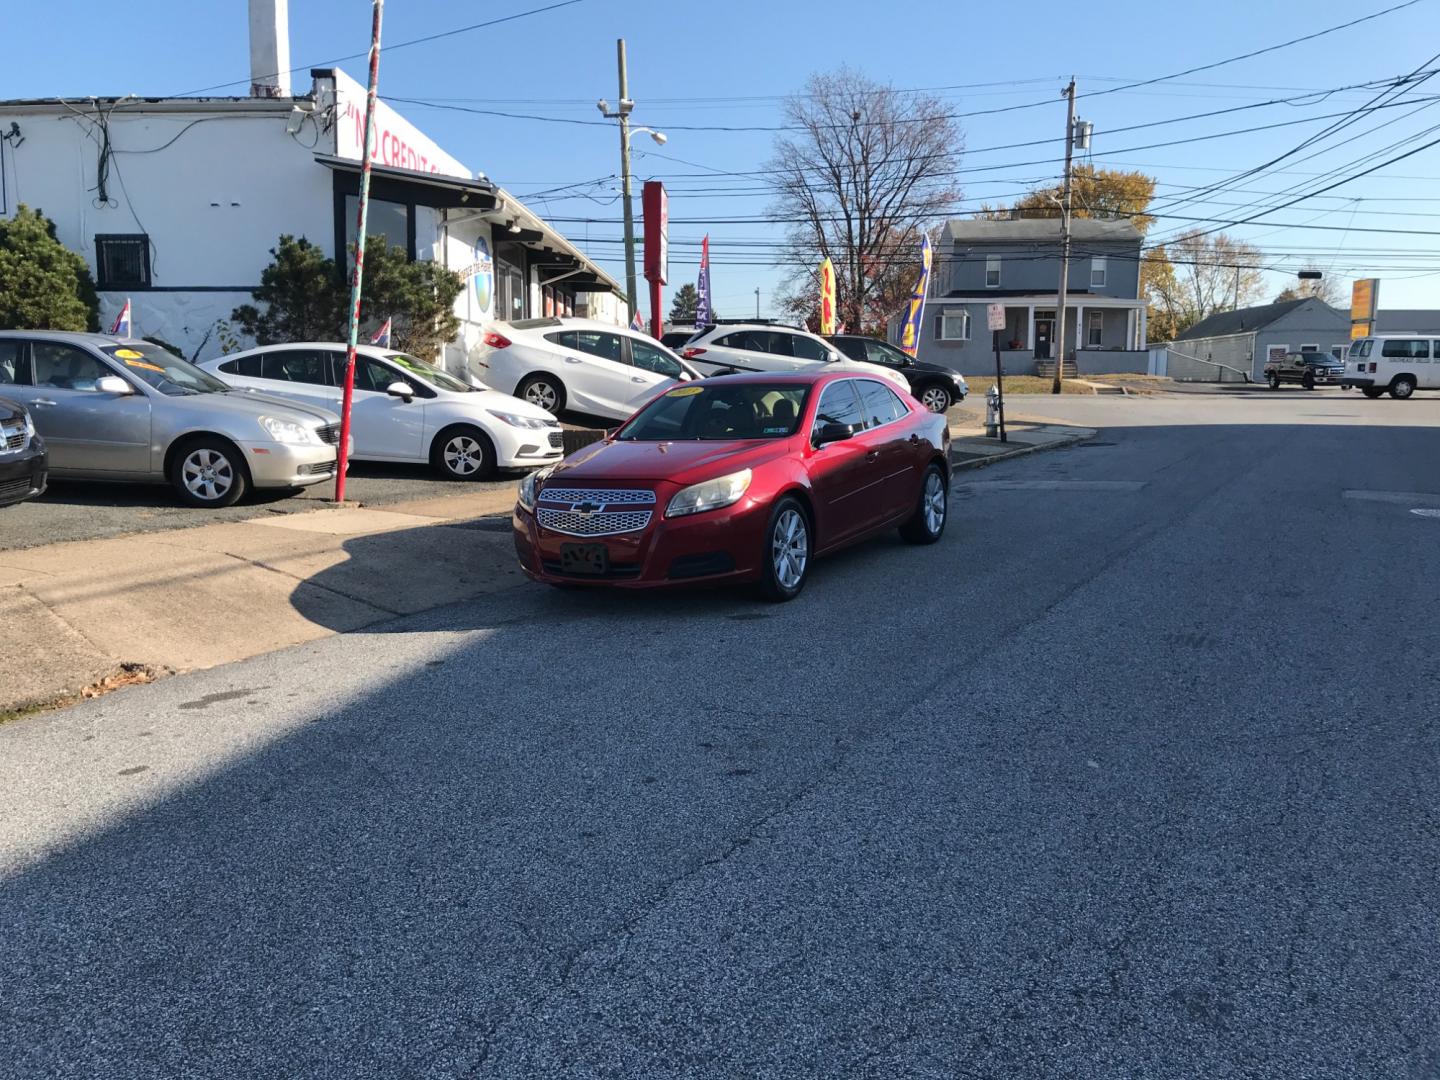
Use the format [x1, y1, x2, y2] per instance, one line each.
[1146, 230, 1266, 339]
[1273, 266, 1341, 306]
[767, 69, 963, 333]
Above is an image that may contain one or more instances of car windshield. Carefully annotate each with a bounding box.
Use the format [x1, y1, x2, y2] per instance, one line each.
[100, 343, 230, 396]
[385, 353, 473, 393]
[617, 383, 810, 442]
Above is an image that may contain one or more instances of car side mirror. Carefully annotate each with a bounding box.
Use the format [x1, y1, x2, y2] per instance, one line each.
[386, 381, 416, 403]
[95, 375, 132, 395]
[814, 421, 857, 446]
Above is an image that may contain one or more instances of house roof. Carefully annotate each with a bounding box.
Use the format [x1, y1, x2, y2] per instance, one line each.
[1376, 309, 1440, 332]
[1175, 298, 1345, 341]
[942, 218, 1142, 244]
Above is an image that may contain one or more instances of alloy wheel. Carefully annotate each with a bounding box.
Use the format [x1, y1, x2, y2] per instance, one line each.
[771, 508, 808, 590]
[444, 435, 484, 475]
[181, 448, 235, 502]
[525, 381, 559, 412]
[923, 470, 946, 534]
[921, 387, 951, 413]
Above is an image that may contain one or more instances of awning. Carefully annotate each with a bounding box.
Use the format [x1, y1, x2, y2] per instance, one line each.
[315, 154, 499, 211]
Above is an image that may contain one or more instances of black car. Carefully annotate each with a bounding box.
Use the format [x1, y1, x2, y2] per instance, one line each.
[827, 335, 969, 413]
[1263, 350, 1346, 390]
[0, 395, 47, 508]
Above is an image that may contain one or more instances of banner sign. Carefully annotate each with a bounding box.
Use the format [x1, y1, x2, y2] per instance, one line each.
[1350, 278, 1379, 340]
[643, 181, 669, 285]
[819, 258, 837, 336]
[898, 236, 933, 357]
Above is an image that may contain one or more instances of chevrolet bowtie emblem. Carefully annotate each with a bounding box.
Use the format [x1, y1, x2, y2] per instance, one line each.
[572, 501, 602, 515]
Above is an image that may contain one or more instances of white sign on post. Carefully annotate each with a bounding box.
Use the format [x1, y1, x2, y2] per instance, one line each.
[986, 303, 1006, 332]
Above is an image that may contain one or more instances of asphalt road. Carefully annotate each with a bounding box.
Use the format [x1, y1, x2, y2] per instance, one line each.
[3, 391, 1439, 1077]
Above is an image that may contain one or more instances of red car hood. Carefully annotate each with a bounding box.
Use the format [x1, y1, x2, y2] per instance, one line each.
[546, 438, 790, 485]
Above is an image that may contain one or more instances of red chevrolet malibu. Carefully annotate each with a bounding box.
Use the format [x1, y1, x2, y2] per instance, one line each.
[513, 371, 951, 601]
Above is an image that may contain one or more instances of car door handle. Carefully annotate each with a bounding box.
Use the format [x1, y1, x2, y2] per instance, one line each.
[867, 449, 881, 461]
[564, 356, 583, 364]
[630, 376, 647, 383]
[32, 398, 57, 407]
[909, 433, 921, 444]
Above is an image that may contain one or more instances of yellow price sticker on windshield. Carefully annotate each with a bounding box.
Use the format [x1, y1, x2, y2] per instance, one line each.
[123, 358, 166, 373]
[114, 348, 145, 359]
[666, 385, 704, 397]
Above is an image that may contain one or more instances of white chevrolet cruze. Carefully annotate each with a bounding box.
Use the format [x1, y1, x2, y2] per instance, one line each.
[201, 343, 563, 479]
[679, 323, 912, 393]
[474, 318, 701, 421]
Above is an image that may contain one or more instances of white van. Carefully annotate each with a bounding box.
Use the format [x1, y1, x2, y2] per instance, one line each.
[1342, 335, 1439, 399]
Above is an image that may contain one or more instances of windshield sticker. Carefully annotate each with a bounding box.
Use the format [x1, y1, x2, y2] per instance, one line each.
[122, 358, 166, 373]
[667, 385, 704, 397]
[113, 348, 145, 360]
[763, 426, 789, 434]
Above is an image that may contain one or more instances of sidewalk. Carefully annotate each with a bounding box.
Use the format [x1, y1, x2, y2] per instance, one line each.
[0, 416, 1089, 717]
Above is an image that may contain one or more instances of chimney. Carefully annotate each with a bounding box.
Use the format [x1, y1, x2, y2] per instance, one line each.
[248, 0, 292, 98]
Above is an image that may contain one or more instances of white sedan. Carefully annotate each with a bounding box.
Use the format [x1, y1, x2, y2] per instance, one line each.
[474, 318, 701, 421]
[678, 322, 912, 394]
[201, 343, 563, 479]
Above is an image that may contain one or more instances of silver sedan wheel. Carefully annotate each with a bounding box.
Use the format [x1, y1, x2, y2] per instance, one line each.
[772, 508, 808, 590]
[923, 470, 946, 534]
[524, 380, 559, 412]
[181, 448, 235, 502]
[443, 435, 485, 476]
[920, 386, 951, 413]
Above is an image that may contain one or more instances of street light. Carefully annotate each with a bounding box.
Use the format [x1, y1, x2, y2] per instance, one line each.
[597, 40, 667, 323]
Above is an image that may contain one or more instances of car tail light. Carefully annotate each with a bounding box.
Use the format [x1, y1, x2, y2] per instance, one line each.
[1369, 362, 1377, 373]
[682, 347, 706, 358]
[483, 330, 512, 349]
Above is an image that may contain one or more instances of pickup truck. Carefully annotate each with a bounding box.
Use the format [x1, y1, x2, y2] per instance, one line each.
[1263, 351, 1346, 390]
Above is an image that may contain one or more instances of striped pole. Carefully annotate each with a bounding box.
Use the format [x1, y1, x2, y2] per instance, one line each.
[335, 0, 384, 502]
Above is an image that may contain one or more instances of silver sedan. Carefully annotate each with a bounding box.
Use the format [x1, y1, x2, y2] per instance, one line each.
[0, 331, 341, 507]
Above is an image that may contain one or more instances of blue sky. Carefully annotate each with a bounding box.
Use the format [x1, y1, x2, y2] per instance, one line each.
[6, 0, 1440, 313]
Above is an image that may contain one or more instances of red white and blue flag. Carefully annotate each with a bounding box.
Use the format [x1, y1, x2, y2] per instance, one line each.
[370, 318, 392, 348]
[110, 299, 132, 338]
[630, 310, 645, 332]
[695, 235, 712, 328]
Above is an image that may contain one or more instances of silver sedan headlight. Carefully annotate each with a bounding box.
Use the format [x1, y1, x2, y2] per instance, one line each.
[258, 416, 322, 445]
[665, 469, 753, 518]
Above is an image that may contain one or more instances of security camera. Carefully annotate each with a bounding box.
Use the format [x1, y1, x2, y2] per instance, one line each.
[596, 99, 609, 116]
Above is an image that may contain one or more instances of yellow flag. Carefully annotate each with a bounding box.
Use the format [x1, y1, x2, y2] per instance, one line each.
[819, 258, 837, 335]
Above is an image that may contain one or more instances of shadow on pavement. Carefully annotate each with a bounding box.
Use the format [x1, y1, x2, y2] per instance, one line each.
[2, 421, 1439, 1076]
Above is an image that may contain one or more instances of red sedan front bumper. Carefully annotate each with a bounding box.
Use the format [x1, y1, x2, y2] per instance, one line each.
[513, 495, 772, 589]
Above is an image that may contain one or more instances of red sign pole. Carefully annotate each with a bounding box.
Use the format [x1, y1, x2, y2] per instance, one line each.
[642, 180, 668, 340]
[334, 0, 384, 503]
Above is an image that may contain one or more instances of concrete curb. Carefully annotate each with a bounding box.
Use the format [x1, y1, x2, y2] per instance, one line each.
[947, 426, 1097, 473]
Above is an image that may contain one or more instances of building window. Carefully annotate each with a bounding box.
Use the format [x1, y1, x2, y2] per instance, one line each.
[1267, 345, 1289, 362]
[1087, 310, 1104, 347]
[342, 195, 412, 259]
[1090, 257, 1107, 287]
[936, 309, 971, 341]
[1299, 343, 1319, 353]
[95, 234, 151, 289]
[985, 256, 1001, 289]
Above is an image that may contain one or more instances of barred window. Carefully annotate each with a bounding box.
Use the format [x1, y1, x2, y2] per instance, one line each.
[95, 234, 151, 288]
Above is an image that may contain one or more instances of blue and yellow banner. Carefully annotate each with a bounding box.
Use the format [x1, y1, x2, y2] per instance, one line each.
[898, 236, 932, 357]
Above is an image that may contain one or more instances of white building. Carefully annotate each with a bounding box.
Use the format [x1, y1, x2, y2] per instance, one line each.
[0, 21, 623, 378]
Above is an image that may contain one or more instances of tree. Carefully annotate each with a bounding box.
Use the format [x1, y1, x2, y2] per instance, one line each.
[232, 234, 463, 359]
[767, 68, 963, 335]
[669, 283, 698, 323]
[1273, 269, 1340, 306]
[1146, 230, 1266, 340]
[1010, 165, 1157, 233]
[0, 205, 100, 331]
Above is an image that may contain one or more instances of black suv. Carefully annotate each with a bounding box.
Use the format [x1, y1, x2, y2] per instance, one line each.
[1263, 351, 1345, 390]
[0, 395, 47, 508]
[827, 335, 969, 413]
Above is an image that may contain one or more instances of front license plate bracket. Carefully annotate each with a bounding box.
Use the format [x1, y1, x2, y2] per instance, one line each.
[559, 543, 608, 576]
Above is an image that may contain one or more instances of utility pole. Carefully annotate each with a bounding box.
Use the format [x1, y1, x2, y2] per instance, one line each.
[755, 287, 760, 319]
[616, 40, 637, 323]
[1052, 78, 1076, 395]
[1233, 265, 1241, 310]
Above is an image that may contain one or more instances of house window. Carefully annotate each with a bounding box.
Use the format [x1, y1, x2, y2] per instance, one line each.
[1090, 257, 1107, 287]
[985, 256, 1001, 289]
[1087, 310, 1104, 347]
[936, 309, 971, 341]
[95, 234, 151, 289]
[1299, 343, 1319, 353]
[1330, 345, 1346, 361]
[1267, 345, 1289, 362]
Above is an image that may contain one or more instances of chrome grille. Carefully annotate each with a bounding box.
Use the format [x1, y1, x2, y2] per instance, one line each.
[538, 487, 655, 505]
[536, 507, 652, 537]
[316, 424, 340, 446]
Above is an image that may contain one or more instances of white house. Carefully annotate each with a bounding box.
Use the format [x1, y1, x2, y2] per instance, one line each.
[0, 9, 622, 378]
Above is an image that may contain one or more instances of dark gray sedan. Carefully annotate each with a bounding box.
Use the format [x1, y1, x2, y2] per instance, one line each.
[0, 331, 341, 507]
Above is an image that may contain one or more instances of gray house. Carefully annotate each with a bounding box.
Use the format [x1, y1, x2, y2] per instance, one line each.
[911, 218, 1150, 377]
[1170, 298, 1350, 382]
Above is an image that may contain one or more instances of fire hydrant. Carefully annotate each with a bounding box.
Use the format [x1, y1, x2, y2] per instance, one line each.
[985, 385, 1000, 438]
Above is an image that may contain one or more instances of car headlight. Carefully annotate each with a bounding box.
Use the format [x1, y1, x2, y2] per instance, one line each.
[666, 468, 752, 519]
[488, 409, 552, 430]
[23, 412, 35, 437]
[518, 464, 556, 512]
[258, 416, 321, 445]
